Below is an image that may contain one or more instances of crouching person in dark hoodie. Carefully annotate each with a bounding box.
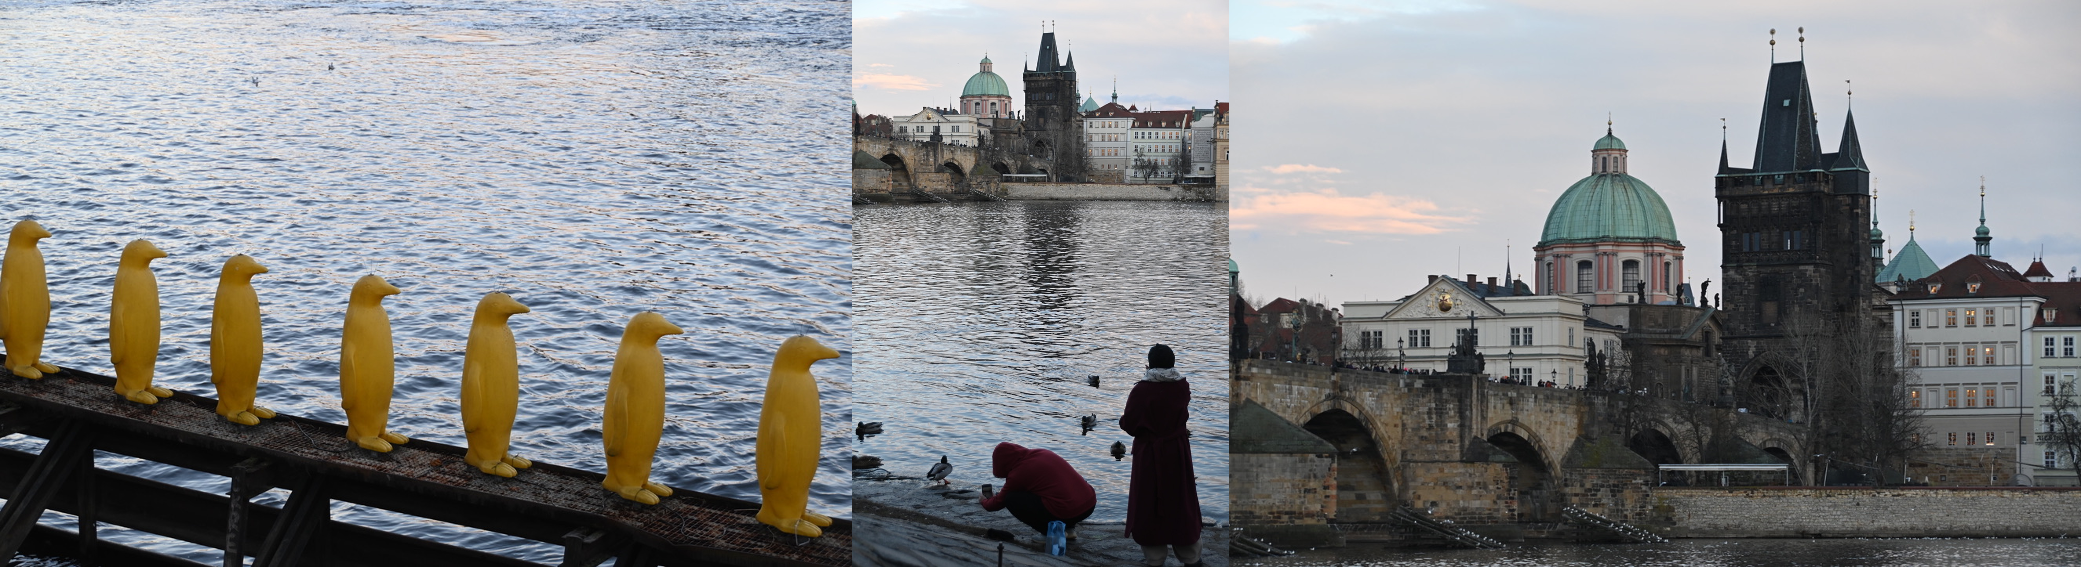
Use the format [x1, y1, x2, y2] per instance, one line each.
[977, 442, 1098, 540]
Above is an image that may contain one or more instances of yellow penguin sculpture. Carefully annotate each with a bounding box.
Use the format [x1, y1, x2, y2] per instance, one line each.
[110, 239, 174, 404]
[601, 311, 682, 505]
[1, 220, 59, 380]
[211, 254, 275, 425]
[755, 335, 841, 537]
[461, 292, 534, 477]
[340, 274, 409, 452]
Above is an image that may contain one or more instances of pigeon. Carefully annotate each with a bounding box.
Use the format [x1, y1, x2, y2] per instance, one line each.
[1110, 441, 1127, 461]
[856, 421, 883, 441]
[327, 62, 334, 71]
[1087, 375, 1100, 388]
[926, 455, 953, 486]
[1080, 415, 1096, 436]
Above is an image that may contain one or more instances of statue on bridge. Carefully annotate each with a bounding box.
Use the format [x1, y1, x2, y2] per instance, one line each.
[1446, 312, 1485, 375]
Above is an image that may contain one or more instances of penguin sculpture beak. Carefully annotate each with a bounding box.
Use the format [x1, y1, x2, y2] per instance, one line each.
[660, 322, 685, 336]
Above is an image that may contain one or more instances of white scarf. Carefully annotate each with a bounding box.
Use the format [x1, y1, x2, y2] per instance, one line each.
[1142, 368, 1184, 382]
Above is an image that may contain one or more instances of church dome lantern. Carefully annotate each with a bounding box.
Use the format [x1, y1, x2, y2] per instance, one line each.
[1531, 126, 1687, 306]
[959, 55, 1014, 118]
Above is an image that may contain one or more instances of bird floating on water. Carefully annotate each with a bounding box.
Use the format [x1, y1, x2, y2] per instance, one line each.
[1110, 441, 1126, 461]
[852, 454, 882, 470]
[1079, 415, 1096, 436]
[855, 421, 883, 441]
[1087, 375, 1099, 388]
[926, 455, 953, 486]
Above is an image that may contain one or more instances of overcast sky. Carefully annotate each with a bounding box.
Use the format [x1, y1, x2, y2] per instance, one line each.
[1229, 0, 2080, 309]
[853, 0, 1229, 117]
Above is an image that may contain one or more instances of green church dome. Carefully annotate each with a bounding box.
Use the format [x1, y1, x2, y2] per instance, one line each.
[1594, 131, 1626, 151]
[1878, 235, 1939, 283]
[962, 57, 1010, 98]
[1539, 172, 1679, 246]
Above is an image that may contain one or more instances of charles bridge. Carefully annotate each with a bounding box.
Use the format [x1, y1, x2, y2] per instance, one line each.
[1231, 359, 1811, 544]
[852, 135, 1050, 199]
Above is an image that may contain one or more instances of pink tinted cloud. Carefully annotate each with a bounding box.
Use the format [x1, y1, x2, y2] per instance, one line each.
[1232, 189, 1466, 234]
[855, 73, 937, 91]
[1263, 163, 1345, 174]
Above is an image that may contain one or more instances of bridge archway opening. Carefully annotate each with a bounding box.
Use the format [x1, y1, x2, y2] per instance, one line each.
[1744, 365, 1795, 419]
[1628, 429, 1686, 485]
[1486, 431, 1559, 522]
[941, 161, 966, 189]
[1033, 139, 1051, 160]
[880, 153, 912, 190]
[1761, 446, 1803, 485]
[1303, 409, 1396, 523]
[992, 162, 1011, 175]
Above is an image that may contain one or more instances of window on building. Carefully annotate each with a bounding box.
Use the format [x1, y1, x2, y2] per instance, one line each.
[1510, 327, 1533, 346]
[1577, 261, 1594, 293]
[2048, 375, 2059, 396]
[2066, 337, 2076, 358]
[1983, 346, 1996, 366]
[1983, 308, 1995, 326]
[1946, 347, 1958, 366]
[1911, 311, 1921, 328]
[1947, 309, 1958, 327]
[1946, 388, 1958, 407]
[1409, 329, 1431, 348]
[1964, 345, 1978, 366]
[1910, 348, 1922, 367]
[1967, 388, 1981, 407]
[1785, 230, 1804, 250]
[1568, 327, 1575, 344]
[1622, 260, 1641, 292]
[1985, 432, 1995, 446]
[1967, 432, 1978, 445]
[2047, 337, 2058, 358]
[2044, 308, 2058, 323]
[2048, 451, 2059, 469]
[1948, 432, 1957, 445]
[1910, 390, 1922, 407]
[1664, 262, 1673, 293]
[1965, 308, 1978, 327]
[1986, 389, 1996, 408]
[1458, 328, 1480, 347]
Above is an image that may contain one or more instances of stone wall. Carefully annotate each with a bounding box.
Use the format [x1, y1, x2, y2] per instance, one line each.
[1905, 447, 2019, 486]
[1561, 468, 1656, 523]
[1400, 461, 1511, 525]
[1647, 487, 2082, 538]
[853, 169, 891, 193]
[1232, 453, 1335, 527]
[1003, 182, 1224, 202]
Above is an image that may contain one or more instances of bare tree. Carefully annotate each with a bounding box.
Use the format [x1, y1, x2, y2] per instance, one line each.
[1131, 148, 1159, 183]
[2040, 378, 2081, 473]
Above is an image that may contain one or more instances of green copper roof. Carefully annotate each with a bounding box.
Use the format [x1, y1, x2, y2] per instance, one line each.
[1538, 172, 1679, 246]
[1878, 235, 1940, 283]
[1594, 130, 1626, 151]
[962, 66, 1009, 98]
[1080, 95, 1099, 113]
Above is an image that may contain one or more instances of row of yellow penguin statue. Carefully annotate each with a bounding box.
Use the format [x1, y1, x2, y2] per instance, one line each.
[0, 220, 842, 535]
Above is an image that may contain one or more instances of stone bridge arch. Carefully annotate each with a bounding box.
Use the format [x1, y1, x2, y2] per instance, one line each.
[854, 135, 1047, 198]
[1298, 398, 1405, 523]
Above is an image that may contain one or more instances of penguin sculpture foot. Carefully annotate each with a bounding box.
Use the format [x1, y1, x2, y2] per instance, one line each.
[250, 406, 277, 419]
[146, 386, 173, 397]
[478, 461, 519, 478]
[378, 431, 409, 445]
[609, 485, 661, 505]
[31, 362, 57, 375]
[758, 509, 825, 538]
[226, 411, 261, 426]
[500, 453, 532, 470]
[355, 436, 395, 453]
[122, 390, 162, 405]
[803, 511, 834, 527]
[11, 366, 43, 380]
[641, 481, 674, 497]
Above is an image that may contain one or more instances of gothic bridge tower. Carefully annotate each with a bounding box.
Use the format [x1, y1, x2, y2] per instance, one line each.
[1022, 29, 1087, 181]
[1714, 50, 1878, 414]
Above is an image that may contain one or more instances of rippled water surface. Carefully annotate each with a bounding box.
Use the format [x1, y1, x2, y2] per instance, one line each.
[852, 200, 1229, 523]
[1239, 538, 2082, 566]
[0, 0, 850, 563]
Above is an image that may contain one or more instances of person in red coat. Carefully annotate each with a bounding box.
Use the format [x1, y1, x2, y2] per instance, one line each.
[1121, 344, 1203, 566]
[978, 442, 1097, 538]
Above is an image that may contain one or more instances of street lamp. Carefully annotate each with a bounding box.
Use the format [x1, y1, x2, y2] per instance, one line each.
[1397, 337, 1406, 372]
[1507, 350, 1515, 384]
[1552, 368, 1559, 389]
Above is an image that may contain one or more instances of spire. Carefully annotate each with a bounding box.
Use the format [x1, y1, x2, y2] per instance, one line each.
[1832, 105, 1866, 171]
[1718, 118, 1732, 174]
[1035, 30, 1061, 73]
[1111, 76, 1118, 103]
[1974, 177, 1992, 257]
[1503, 240, 1512, 296]
[1753, 58, 1823, 172]
[1869, 178, 1885, 265]
[1064, 51, 1076, 72]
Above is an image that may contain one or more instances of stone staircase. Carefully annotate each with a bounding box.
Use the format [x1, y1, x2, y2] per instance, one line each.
[1389, 507, 1506, 549]
[1562, 505, 1667, 544]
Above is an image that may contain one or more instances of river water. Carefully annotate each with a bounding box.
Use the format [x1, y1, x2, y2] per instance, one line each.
[1238, 538, 2082, 566]
[0, 0, 850, 563]
[852, 200, 1230, 524]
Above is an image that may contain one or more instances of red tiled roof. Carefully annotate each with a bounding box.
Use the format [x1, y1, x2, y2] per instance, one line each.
[1258, 298, 1300, 314]
[1892, 254, 2039, 300]
[2032, 281, 2079, 327]
[2024, 260, 2055, 279]
[1132, 110, 1193, 129]
[1088, 102, 1133, 118]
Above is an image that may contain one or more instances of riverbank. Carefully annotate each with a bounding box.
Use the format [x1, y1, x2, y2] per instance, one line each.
[1234, 537, 2081, 566]
[853, 478, 1229, 566]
